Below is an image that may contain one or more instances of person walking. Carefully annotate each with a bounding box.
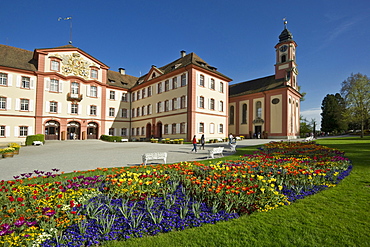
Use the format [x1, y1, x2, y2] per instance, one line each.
[191, 135, 197, 153]
[200, 134, 205, 150]
[229, 133, 234, 145]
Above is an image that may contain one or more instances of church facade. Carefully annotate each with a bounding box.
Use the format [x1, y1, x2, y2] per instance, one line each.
[0, 25, 300, 144]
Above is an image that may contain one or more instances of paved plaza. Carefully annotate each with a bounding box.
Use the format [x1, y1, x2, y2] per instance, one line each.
[0, 139, 286, 181]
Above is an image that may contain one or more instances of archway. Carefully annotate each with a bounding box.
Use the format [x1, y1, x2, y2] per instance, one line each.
[87, 122, 99, 139]
[45, 120, 60, 140]
[67, 121, 81, 140]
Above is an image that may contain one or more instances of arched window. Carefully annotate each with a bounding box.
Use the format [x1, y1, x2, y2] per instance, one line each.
[242, 104, 247, 124]
[281, 55, 286, 63]
[229, 106, 234, 125]
[256, 101, 262, 118]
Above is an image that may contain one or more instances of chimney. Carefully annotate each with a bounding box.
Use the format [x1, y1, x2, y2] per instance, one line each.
[119, 68, 126, 75]
[180, 50, 186, 58]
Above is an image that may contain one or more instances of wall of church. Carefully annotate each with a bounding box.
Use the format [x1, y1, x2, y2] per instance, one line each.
[270, 94, 283, 134]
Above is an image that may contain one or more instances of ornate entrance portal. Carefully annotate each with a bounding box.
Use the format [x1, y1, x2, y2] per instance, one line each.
[45, 120, 60, 140]
[67, 121, 81, 140]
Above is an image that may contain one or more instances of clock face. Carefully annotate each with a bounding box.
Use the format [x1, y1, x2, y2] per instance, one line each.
[280, 45, 288, 52]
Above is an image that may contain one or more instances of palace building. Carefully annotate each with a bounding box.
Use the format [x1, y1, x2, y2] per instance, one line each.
[0, 25, 300, 144]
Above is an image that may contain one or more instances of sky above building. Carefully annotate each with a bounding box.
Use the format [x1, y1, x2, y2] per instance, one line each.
[1, 0, 369, 129]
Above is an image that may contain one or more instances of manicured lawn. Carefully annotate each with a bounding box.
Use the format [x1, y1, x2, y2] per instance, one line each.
[103, 136, 370, 247]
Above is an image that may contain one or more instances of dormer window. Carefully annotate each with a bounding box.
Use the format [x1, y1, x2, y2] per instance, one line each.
[51, 60, 60, 71]
[91, 69, 98, 79]
[152, 72, 156, 79]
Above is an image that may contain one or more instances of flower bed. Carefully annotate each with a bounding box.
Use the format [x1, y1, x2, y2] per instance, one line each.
[0, 142, 351, 246]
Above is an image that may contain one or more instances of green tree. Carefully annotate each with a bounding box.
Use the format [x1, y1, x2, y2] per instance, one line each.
[321, 93, 347, 134]
[340, 73, 370, 138]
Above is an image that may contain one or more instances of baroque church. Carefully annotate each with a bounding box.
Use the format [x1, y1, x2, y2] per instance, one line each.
[0, 24, 300, 144]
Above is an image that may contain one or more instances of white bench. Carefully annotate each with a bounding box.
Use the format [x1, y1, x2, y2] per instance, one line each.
[121, 139, 129, 142]
[230, 143, 237, 152]
[208, 147, 224, 159]
[235, 136, 241, 140]
[32, 141, 43, 146]
[142, 152, 167, 165]
[217, 138, 223, 142]
[304, 136, 314, 142]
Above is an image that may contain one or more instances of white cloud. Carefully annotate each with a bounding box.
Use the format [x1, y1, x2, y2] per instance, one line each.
[301, 108, 322, 128]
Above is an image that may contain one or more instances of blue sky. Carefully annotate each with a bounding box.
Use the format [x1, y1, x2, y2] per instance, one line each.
[1, 0, 370, 128]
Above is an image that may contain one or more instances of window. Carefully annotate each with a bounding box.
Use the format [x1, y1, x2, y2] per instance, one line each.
[229, 106, 234, 125]
[172, 77, 177, 89]
[180, 96, 186, 109]
[71, 103, 78, 114]
[20, 99, 29, 111]
[51, 60, 60, 71]
[148, 86, 152, 97]
[50, 102, 58, 113]
[121, 108, 127, 118]
[220, 82, 224, 93]
[180, 122, 186, 134]
[157, 102, 162, 113]
[110, 91, 115, 100]
[210, 79, 215, 90]
[210, 98, 215, 110]
[109, 107, 115, 117]
[121, 93, 128, 102]
[91, 69, 98, 79]
[136, 107, 140, 117]
[71, 82, 79, 94]
[164, 100, 169, 112]
[181, 74, 186, 86]
[131, 128, 135, 136]
[109, 128, 114, 136]
[281, 55, 286, 63]
[199, 74, 205, 86]
[19, 126, 28, 137]
[131, 108, 135, 118]
[50, 79, 59, 92]
[147, 104, 151, 115]
[121, 128, 127, 136]
[132, 92, 136, 101]
[199, 96, 204, 108]
[21, 77, 30, 89]
[172, 98, 177, 110]
[141, 127, 145, 136]
[172, 124, 176, 134]
[137, 90, 141, 100]
[219, 101, 224, 112]
[0, 73, 7, 86]
[142, 88, 146, 98]
[210, 123, 215, 134]
[256, 101, 262, 118]
[90, 105, 97, 115]
[164, 124, 169, 134]
[219, 124, 224, 133]
[0, 97, 6, 109]
[165, 80, 169, 91]
[136, 127, 140, 136]
[199, 122, 204, 133]
[90, 86, 97, 97]
[0, 126, 5, 137]
[157, 82, 162, 93]
[242, 104, 247, 124]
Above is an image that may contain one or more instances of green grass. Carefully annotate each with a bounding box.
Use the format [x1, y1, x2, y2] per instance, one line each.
[103, 136, 370, 247]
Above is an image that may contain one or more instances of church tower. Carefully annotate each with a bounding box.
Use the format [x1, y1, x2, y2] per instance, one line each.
[274, 20, 298, 90]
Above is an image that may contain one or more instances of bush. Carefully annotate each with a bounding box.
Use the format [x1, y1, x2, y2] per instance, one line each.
[100, 135, 123, 142]
[25, 134, 45, 146]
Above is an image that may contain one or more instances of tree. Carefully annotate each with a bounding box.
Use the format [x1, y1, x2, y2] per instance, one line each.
[321, 93, 347, 133]
[340, 73, 370, 138]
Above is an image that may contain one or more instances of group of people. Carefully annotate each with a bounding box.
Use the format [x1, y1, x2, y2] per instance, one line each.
[191, 133, 236, 153]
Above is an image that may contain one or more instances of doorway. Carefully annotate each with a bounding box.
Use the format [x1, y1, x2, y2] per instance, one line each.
[67, 121, 81, 140]
[254, 125, 262, 139]
[87, 122, 98, 139]
[45, 120, 60, 140]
